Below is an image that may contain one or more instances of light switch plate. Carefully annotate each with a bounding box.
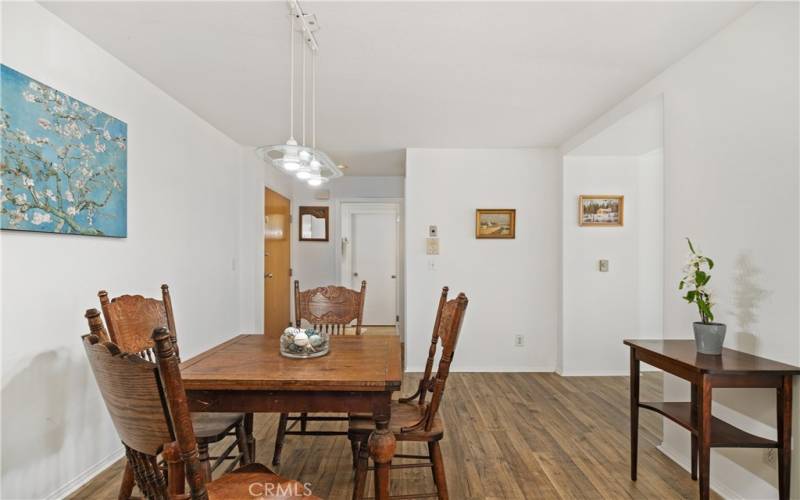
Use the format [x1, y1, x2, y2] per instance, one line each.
[429, 225, 438, 237]
[599, 259, 609, 272]
[426, 238, 440, 255]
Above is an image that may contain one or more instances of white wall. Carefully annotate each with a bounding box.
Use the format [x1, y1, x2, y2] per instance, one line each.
[637, 150, 664, 343]
[561, 151, 663, 375]
[562, 3, 799, 498]
[0, 3, 245, 498]
[405, 149, 561, 372]
[237, 148, 294, 333]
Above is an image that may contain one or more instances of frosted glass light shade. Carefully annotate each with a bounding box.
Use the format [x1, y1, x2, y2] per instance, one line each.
[256, 143, 343, 183]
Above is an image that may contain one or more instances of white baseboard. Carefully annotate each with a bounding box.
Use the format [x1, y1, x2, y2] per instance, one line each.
[405, 366, 556, 373]
[46, 446, 124, 500]
[558, 367, 661, 377]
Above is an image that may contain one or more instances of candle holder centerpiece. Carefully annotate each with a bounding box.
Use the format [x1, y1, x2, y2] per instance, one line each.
[280, 327, 330, 359]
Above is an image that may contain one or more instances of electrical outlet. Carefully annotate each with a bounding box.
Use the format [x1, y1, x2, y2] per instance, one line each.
[429, 225, 438, 237]
[514, 334, 525, 347]
[599, 259, 609, 272]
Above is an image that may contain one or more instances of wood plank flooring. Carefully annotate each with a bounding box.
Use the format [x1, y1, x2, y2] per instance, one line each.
[69, 372, 717, 499]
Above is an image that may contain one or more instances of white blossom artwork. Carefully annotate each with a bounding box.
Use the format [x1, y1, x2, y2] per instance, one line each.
[1, 64, 127, 236]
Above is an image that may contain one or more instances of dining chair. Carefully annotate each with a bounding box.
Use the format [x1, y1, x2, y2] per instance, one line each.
[95, 285, 253, 499]
[271, 280, 367, 466]
[348, 287, 468, 500]
[83, 328, 318, 500]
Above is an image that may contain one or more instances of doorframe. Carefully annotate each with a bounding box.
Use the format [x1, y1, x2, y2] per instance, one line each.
[338, 199, 404, 338]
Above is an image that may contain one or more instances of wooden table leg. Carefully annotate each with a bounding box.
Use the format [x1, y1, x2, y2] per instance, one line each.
[630, 348, 640, 481]
[244, 412, 256, 463]
[691, 383, 698, 481]
[777, 375, 792, 500]
[698, 375, 712, 500]
[197, 441, 212, 482]
[368, 411, 396, 500]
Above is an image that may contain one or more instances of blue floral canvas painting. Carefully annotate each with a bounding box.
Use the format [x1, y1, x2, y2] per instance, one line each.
[1, 64, 127, 237]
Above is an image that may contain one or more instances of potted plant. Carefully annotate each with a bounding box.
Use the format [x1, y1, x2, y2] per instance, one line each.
[679, 238, 726, 354]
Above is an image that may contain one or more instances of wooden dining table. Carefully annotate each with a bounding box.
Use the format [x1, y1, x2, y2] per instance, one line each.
[180, 334, 402, 500]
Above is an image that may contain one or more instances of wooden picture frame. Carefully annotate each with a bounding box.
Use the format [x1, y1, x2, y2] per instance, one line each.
[579, 195, 624, 227]
[475, 209, 516, 239]
[299, 206, 329, 241]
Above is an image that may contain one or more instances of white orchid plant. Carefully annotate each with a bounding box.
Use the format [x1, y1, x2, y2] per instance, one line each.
[679, 238, 716, 324]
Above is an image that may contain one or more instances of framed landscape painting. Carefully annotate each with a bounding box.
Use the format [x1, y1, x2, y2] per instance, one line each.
[579, 195, 623, 227]
[476, 209, 516, 239]
[1, 64, 127, 237]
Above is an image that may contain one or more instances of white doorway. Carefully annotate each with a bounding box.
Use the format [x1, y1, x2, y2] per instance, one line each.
[340, 203, 400, 326]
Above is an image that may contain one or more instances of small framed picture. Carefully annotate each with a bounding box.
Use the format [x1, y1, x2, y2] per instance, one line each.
[476, 209, 516, 239]
[579, 195, 624, 227]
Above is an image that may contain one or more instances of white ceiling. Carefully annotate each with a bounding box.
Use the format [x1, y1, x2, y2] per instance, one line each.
[42, 1, 752, 175]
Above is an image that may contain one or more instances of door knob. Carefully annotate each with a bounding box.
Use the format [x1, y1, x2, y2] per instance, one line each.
[265, 273, 273, 278]
[391, 275, 397, 279]
[353, 272, 359, 277]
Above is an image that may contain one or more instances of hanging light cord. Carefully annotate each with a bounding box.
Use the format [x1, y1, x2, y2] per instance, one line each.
[301, 26, 307, 146]
[312, 51, 316, 149]
[289, 13, 295, 142]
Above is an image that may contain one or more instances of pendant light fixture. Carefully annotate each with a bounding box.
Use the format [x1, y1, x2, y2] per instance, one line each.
[256, 0, 342, 188]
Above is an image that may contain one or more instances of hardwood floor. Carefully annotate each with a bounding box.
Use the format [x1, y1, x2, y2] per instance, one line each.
[69, 372, 717, 499]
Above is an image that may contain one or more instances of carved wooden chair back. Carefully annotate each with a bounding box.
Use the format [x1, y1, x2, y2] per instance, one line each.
[413, 286, 450, 406]
[84, 308, 111, 342]
[402, 290, 468, 434]
[84, 328, 210, 500]
[98, 285, 179, 361]
[294, 280, 367, 335]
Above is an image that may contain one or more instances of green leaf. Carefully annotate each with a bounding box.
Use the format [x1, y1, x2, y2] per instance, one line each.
[686, 238, 696, 254]
[695, 270, 707, 285]
[678, 281, 685, 290]
[706, 257, 714, 269]
[685, 291, 696, 302]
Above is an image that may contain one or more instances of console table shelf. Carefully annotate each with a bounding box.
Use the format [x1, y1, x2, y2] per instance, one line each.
[625, 339, 800, 500]
[639, 401, 777, 448]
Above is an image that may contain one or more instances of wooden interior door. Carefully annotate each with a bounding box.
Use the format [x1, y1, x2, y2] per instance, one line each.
[264, 188, 291, 338]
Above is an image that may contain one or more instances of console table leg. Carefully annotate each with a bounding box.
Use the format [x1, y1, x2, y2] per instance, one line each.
[691, 383, 698, 481]
[630, 348, 640, 481]
[698, 376, 712, 500]
[777, 375, 792, 500]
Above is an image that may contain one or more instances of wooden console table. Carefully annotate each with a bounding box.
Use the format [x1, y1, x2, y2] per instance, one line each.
[625, 340, 800, 500]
